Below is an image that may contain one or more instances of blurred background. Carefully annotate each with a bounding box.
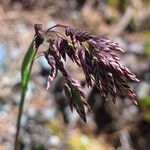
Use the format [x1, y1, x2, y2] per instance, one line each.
[0, 0, 150, 149]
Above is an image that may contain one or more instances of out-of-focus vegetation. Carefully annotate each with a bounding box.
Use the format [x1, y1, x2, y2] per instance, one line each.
[0, 0, 150, 150]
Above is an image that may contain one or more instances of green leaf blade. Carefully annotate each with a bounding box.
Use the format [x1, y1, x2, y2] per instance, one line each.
[21, 41, 37, 89]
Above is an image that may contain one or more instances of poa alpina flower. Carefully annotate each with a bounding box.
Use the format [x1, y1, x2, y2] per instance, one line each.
[34, 24, 139, 122]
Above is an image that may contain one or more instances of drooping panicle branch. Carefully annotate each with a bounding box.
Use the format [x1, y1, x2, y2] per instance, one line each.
[35, 24, 139, 122]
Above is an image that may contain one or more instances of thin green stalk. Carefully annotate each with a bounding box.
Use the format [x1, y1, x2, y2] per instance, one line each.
[14, 41, 37, 150]
[14, 87, 26, 150]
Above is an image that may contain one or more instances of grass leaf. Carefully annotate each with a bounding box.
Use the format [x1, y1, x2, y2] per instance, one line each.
[21, 41, 37, 89]
[15, 40, 37, 149]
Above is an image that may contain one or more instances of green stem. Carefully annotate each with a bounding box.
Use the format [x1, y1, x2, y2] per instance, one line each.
[14, 45, 37, 150]
[14, 87, 26, 150]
